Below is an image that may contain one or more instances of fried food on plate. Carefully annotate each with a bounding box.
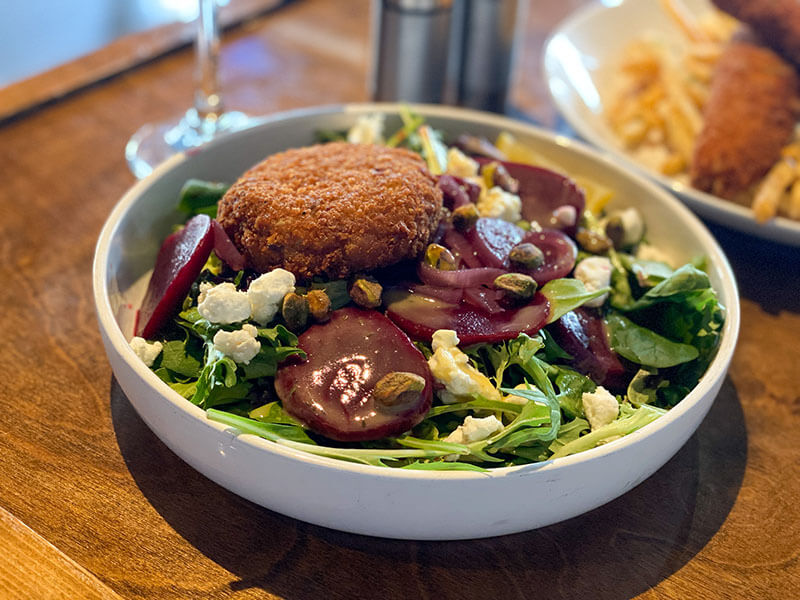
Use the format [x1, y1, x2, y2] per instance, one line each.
[689, 30, 800, 200]
[713, 0, 800, 66]
[217, 142, 443, 280]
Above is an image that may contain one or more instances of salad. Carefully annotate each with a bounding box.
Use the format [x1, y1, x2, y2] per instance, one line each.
[129, 110, 725, 471]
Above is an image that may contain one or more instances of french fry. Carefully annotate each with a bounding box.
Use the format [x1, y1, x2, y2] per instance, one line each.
[752, 160, 797, 222]
[660, 0, 708, 42]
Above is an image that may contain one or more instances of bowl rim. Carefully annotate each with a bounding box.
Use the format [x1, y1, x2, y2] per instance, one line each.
[93, 102, 740, 481]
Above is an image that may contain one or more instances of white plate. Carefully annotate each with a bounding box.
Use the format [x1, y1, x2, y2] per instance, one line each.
[543, 0, 800, 246]
[93, 103, 739, 540]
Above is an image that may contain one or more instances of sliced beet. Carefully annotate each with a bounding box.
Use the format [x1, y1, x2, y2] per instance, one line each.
[136, 214, 214, 339]
[517, 229, 577, 284]
[385, 287, 550, 345]
[465, 218, 525, 269]
[274, 307, 433, 442]
[211, 219, 246, 271]
[476, 158, 585, 235]
[549, 308, 627, 390]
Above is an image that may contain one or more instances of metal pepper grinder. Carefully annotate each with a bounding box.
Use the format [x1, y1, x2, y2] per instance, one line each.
[369, 0, 457, 104]
[455, 0, 524, 113]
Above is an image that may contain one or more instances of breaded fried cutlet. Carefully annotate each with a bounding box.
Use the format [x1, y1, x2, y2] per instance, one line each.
[690, 32, 800, 199]
[217, 142, 443, 280]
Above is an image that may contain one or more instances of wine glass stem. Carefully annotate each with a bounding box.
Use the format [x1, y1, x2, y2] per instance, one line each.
[194, 0, 223, 121]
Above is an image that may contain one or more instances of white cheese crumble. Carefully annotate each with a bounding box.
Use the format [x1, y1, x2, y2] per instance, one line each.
[212, 324, 261, 364]
[444, 415, 504, 444]
[636, 242, 674, 267]
[573, 256, 613, 307]
[346, 113, 385, 145]
[476, 186, 522, 222]
[248, 268, 296, 325]
[582, 386, 619, 431]
[445, 147, 479, 178]
[197, 282, 251, 324]
[428, 329, 501, 403]
[129, 336, 163, 367]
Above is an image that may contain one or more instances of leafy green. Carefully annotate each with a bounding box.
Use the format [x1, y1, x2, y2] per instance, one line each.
[540, 278, 611, 324]
[177, 179, 229, 218]
[401, 461, 487, 472]
[550, 404, 666, 459]
[249, 401, 302, 425]
[159, 339, 203, 377]
[606, 313, 699, 368]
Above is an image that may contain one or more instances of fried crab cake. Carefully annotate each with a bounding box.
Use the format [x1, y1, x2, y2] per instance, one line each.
[217, 142, 443, 280]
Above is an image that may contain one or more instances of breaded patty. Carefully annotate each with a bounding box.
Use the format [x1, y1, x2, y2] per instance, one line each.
[690, 33, 800, 199]
[217, 142, 443, 280]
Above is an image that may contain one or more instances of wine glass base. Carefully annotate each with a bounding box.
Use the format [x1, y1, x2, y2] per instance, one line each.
[125, 109, 250, 178]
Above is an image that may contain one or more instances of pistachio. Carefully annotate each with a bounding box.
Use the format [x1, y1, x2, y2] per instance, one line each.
[575, 228, 613, 253]
[373, 371, 427, 407]
[349, 275, 383, 308]
[451, 203, 480, 232]
[425, 243, 457, 271]
[281, 292, 309, 331]
[508, 242, 545, 269]
[494, 273, 537, 301]
[306, 289, 331, 322]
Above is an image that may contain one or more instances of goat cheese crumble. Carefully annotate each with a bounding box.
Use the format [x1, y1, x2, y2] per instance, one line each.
[428, 329, 501, 404]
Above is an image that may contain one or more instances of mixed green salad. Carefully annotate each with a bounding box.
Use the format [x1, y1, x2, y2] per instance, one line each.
[131, 110, 725, 471]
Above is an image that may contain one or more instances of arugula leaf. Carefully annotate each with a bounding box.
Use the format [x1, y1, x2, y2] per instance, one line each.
[249, 401, 302, 425]
[547, 417, 590, 455]
[497, 385, 560, 444]
[401, 461, 488, 472]
[540, 278, 611, 323]
[550, 404, 666, 459]
[606, 313, 699, 368]
[207, 409, 318, 445]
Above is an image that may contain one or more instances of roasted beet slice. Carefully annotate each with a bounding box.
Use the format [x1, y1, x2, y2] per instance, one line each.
[476, 159, 585, 235]
[385, 287, 550, 345]
[465, 218, 525, 269]
[517, 229, 578, 284]
[211, 219, 246, 271]
[274, 307, 433, 442]
[549, 308, 627, 390]
[136, 214, 215, 339]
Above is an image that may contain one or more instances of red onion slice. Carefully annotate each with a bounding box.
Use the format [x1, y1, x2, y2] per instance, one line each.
[417, 262, 506, 288]
[407, 283, 464, 304]
[211, 219, 246, 271]
[443, 227, 483, 268]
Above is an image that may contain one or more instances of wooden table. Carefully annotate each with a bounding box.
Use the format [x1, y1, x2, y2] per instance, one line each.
[1, 1, 798, 598]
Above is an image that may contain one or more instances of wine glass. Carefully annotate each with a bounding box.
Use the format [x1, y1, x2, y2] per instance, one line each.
[125, 0, 250, 179]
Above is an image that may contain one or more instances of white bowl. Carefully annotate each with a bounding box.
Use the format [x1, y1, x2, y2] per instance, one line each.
[93, 103, 739, 540]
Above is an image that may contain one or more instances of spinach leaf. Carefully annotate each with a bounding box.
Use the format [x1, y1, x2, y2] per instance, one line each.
[606, 313, 699, 368]
[540, 278, 611, 324]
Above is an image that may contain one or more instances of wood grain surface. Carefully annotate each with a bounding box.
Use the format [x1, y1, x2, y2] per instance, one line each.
[0, 1, 799, 598]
